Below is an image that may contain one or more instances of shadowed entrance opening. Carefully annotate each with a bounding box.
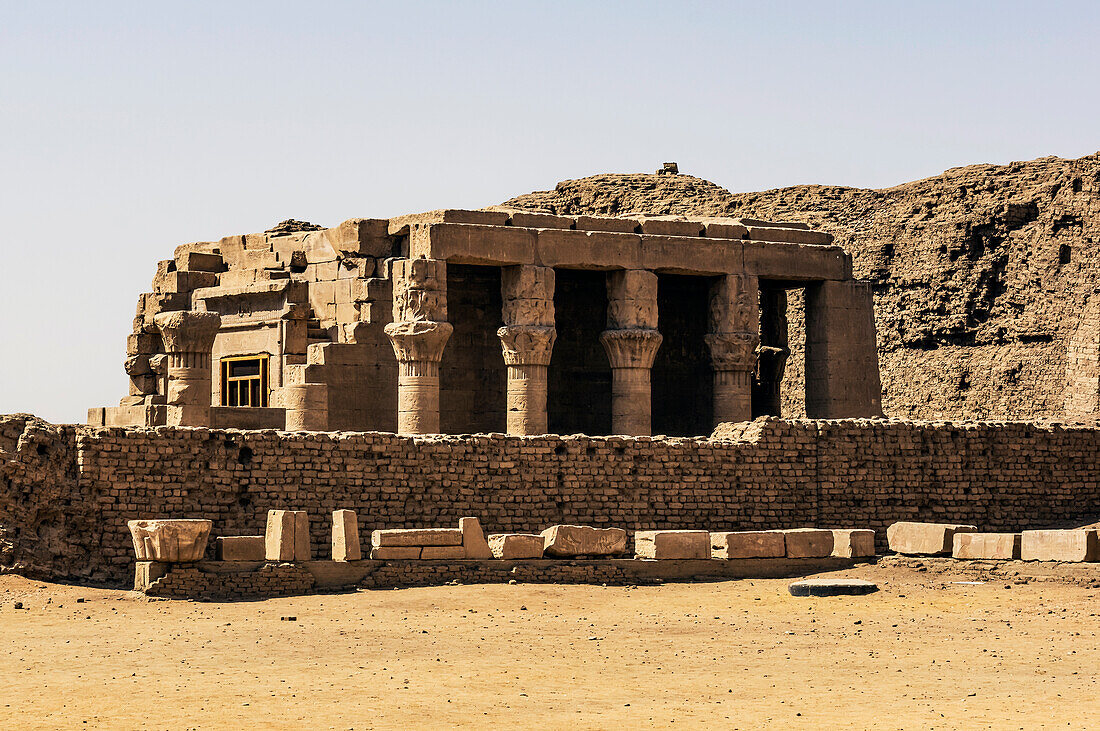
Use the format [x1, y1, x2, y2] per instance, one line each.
[548, 269, 612, 435]
[440, 264, 506, 433]
[652, 273, 715, 436]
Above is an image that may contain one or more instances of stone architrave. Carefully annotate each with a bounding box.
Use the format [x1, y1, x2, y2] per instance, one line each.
[832, 529, 876, 558]
[953, 532, 1021, 560]
[488, 533, 545, 559]
[384, 258, 452, 434]
[331, 509, 361, 562]
[498, 265, 556, 435]
[705, 274, 759, 425]
[152, 310, 221, 426]
[601, 270, 662, 436]
[710, 531, 786, 559]
[541, 525, 628, 557]
[781, 528, 835, 558]
[128, 519, 212, 562]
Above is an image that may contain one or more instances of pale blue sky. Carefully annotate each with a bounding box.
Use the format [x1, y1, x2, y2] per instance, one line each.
[2, 1, 1098, 423]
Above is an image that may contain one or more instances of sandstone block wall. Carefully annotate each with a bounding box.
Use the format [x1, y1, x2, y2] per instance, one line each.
[2, 414, 1099, 585]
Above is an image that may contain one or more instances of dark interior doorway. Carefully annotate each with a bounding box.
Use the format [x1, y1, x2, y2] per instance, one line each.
[651, 273, 715, 436]
[548, 269, 612, 435]
[440, 264, 506, 434]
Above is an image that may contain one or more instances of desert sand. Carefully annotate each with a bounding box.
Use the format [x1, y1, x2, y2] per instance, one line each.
[2, 564, 1097, 730]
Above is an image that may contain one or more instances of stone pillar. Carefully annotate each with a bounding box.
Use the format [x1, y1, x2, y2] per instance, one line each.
[283, 382, 329, 431]
[805, 279, 883, 418]
[384, 258, 452, 434]
[705, 274, 759, 425]
[153, 310, 221, 426]
[600, 270, 662, 436]
[498, 265, 556, 435]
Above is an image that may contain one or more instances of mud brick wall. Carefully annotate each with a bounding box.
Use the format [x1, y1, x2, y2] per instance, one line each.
[3, 414, 1100, 586]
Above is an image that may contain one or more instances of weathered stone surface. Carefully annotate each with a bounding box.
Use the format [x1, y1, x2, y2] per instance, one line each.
[460, 517, 492, 559]
[293, 511, 311, 561]
[781, 528, 834, 558]
[541, 525, 628, 557]
[887, 522, 977, 555]
[369, 546, 421, 560]
[420, 545, 468, 560]
[831, 529, 876, 558]
[128, 519, 212, 562]
[371, 528, 463, 547]
[710, 531, 786, 559]
[215, 535, 265, 561]
[952, 532, 1021, 560]
[1020, 529, 1100, 562]
[331, 509, 361, 562]
[634, 530, 710, 559]
[789, 578, 878, 597]
[488, 533, 545, 560]
[265, 510, 296, 562]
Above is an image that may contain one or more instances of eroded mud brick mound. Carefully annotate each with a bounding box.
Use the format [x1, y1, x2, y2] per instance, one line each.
[505, 154, 1100, 422]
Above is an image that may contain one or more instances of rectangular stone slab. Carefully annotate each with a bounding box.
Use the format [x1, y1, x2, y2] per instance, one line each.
[710, 531, 786, 559]
[293, 511, 311, 561]
[1020, 529, 1100, 562]
[265, 510, 296, 562]
[331, 509, 361, 562]
[887, 522, 977, 555]
[488, 534, 545, 560]
[781, 528, 835, 558]
[369, 546, 422, 560]
[832, 529, 876, 558]
[952, 532, 1021, 560]
[541, 525, 628, 557]
[371, 528, 464, 547]
[216, 536, 265, 561]
[634, 530, 710, 560]
[460, 516, 492, 559]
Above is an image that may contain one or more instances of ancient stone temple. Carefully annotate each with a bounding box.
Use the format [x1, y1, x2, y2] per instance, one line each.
[88, 210, 882, 436]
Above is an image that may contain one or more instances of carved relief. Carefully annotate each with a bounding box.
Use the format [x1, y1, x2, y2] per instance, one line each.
[705, 331, 759, 371]
[501, 265, 555, 327]
[384, 320, 453, 363]
[708, 273, 759, 335]
[391, 258, 447, 323]
[606, 270, 659, 330]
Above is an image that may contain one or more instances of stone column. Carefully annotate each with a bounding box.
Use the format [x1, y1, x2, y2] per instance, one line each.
[498, 265, 556, 435]
[384, 258, 452, 434]
[600, 270, 662, 436]
[705, 274, 759, 425]
[152, 310, 221, 427]
[282, 382, 329, 431]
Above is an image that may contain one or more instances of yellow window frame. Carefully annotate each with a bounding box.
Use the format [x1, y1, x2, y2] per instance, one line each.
[220, 355, 269, 408]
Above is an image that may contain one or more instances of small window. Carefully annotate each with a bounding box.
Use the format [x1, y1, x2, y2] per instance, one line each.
[221, 356, 269, 407]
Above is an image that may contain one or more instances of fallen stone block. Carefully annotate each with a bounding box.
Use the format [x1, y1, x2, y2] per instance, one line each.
[1020, 529, 1100, 562]
[370, 546, 422, 560]
[781, 528, 834, 558]
[832, 529, 876, 558]
[710, 531, 785, 559]
[541, 525, 628, 557]
[294, 511, 311, 561]
[460, 516, 492, 559]
[265, 510, 296, 561]
[372, 528, 464, 547]
[635, 530, 710, 559]
[216, 535, 265, 561]
[887, 522, 977, 555]
[331, 509, 361, 562]
[488, 534, 545, 560]
[421, 546, 468, 560]
[952, 532, 1021, 560]
[128, 519, 212, 562]
[789, 578, 878, 597]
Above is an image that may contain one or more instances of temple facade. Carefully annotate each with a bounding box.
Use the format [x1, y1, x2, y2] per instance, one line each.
[88, 209, 882, 436]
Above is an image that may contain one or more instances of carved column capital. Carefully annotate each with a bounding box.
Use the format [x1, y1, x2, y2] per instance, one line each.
[705, 332, 760, 372]
[606, 270, 658, 329]
[384, 320, 453, 364]
[600, 329, 663, 370]
[153, 310, 221, 358]
[498, 325, 556, 367]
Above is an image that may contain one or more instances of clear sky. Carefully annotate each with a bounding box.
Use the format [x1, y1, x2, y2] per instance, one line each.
[2, 1, 1098, 423]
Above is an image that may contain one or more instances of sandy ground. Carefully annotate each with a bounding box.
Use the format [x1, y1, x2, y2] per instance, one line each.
[1, 564, 1097, 730]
